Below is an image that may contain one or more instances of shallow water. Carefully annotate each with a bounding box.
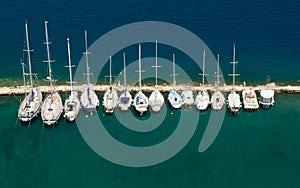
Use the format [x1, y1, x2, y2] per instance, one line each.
[1, 94, 300, 187]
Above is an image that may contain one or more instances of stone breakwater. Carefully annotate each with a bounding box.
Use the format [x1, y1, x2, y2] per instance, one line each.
[0, 83, 299, 95]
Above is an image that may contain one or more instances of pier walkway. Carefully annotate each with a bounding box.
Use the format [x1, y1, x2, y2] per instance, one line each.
[1, 83, 300, 95]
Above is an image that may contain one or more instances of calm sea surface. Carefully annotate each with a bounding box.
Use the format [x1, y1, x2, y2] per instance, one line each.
[0, 0, 300, 187]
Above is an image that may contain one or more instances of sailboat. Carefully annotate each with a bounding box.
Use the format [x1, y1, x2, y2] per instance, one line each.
[80, 30, 99, 116]
[195, 50, 210, 110]
[149, 40, 164, 112]
[133, 44, 149, 115]
[168, 54, 183, 109]
[211, 54, 225, 110]
[118, 53, 132, 111]
[63, 38, 80, 121]
[181, 89, 194, 107]
[18, 21, 43, 122]
[227, 44, 241, 114]
[103, 56, 118, 113]
[41, 21, 63, 125]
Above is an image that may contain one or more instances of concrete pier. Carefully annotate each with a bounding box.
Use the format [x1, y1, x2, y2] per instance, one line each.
[0, 83, 299, 96]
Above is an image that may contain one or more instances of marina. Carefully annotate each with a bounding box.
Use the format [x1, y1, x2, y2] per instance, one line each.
[3, 21, 299, 123]
[9, 21, 293, 121]
[1, 0, 300, 187]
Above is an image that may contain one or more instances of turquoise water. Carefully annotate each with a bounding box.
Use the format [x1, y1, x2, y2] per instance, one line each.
[1, 94, 300, 187]
[1, 0, 300, 187]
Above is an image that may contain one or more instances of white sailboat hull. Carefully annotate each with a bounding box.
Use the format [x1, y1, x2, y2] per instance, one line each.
[181, 90, 194, 107]
[168, 90, 182, 109]
[195, 90, 210, 110]
[242, 89, 259, 110]
[149, 89, 164, 112]
[227, 91, 241, 113]
[103, 87, 118, 113]
[18, 88, 43, 122]
[64, 92, 80, 121]
[41, 91, 63, 125]
[211, 90, 225, 110]
[133, 91, 149, 114]
[80, 86, 99, 115]
[118, 90, 132, 111]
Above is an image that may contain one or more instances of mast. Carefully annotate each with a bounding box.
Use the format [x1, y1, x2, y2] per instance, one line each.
[20, 58, 26, 91]
[198, 50, 209, 87]
[229, 44, 239, 86]
[43, 21, 55, 92]
[172, 54, 176, 86]
[83, 30, 91, 85]
[217, 54, 220, 86]
[151, 40, 161, 87]
[123, 53, 127, 89]
[214, 54, 221, 86]
[155, 40, 158, 86]
[109, 56, 112, 86]
[232, 44, 236, 86]
[135, 44, 145, 89]
[202, 50, 205, 85]
[66, 38, 75, 96]
[24, 21, 33, 87]
[138, 44, 142, 88]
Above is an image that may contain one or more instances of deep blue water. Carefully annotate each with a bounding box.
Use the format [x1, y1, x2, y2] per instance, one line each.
[0, 0, 300, 84]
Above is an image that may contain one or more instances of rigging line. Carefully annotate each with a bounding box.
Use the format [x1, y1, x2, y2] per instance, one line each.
[11, 92, 22, 102]
[39, 124, 45, 152]
[12, 118, 20, 132]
